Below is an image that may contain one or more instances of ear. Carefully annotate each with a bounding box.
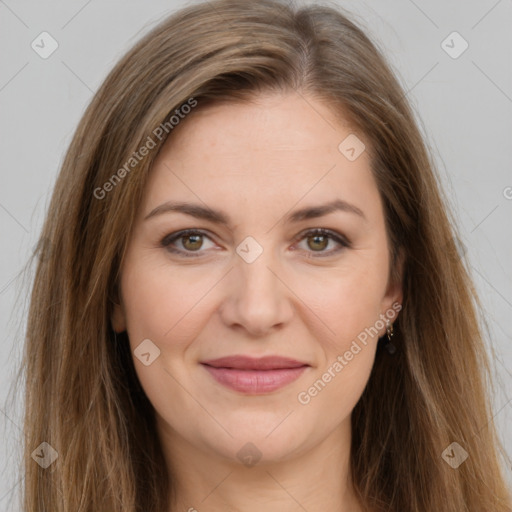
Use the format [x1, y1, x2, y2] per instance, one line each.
[111, 302, 127, 333]
[110, 284, 127, 333]
[381, 247, 405, 319]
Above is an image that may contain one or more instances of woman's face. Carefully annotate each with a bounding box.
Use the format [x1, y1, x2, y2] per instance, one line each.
[112, 92, 402, 467]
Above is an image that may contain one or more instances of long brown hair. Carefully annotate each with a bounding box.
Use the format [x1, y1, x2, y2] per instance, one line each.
[17, 0, 511, 510]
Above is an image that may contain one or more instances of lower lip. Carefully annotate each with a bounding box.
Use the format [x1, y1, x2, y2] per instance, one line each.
[201, 364, 308, 394]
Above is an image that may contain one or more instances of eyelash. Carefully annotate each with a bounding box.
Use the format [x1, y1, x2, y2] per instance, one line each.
[160, 228, 351, 258]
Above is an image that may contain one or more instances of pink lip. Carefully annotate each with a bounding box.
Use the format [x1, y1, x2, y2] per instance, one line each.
[200, 355, 310, 394]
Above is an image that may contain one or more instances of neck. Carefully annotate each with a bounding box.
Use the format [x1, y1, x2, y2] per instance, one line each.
[157, 415, 364, 512]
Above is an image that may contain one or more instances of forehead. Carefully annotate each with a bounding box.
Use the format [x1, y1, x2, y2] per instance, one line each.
[161, 92, 355, 156]
[139, 92, 381, 224]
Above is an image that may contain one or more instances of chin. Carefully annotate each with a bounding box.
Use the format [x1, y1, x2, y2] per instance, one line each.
[194, 414, 314, 467]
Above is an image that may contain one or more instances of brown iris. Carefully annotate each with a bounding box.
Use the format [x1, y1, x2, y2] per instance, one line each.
[307, 234, 328, 251]
[181, 234, 203, 251]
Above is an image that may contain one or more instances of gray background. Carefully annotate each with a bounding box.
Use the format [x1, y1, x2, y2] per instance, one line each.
[1, 0, 511, 508]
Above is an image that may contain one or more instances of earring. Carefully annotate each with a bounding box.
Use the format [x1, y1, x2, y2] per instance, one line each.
[386, 320, 394, 341]
[385, 319, 397, 355]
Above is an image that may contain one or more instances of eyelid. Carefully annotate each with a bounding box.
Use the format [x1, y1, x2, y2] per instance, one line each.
[292, 228, 351, 256]
[160, 229, 217, 257]
[160, 228, 351, 258]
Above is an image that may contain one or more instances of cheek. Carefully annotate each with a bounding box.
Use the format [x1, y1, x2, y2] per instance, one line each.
[119, 260, 214, 425]
[297, 344, 375, 430]
[121, 257, 213, 349]
[291, 258, 389, 351]
[293, 267, 384, 417]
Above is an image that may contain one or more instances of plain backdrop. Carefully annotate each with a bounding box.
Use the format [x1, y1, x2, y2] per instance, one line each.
[1, 0, 511, 508]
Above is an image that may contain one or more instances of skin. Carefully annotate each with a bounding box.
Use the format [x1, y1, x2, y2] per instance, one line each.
[112, 91, 403, 512]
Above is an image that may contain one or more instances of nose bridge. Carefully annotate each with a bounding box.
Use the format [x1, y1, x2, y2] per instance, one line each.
[221, 234, 291, 335]
[236, 234, 280, 301]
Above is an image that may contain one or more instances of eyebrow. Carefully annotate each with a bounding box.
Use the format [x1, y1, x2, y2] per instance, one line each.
[144, 199, 366, 225]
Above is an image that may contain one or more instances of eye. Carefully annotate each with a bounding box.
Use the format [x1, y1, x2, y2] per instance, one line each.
[293, 228, 350, 257]
[161, 229, 216, 257]
[160, 228, 351, 258]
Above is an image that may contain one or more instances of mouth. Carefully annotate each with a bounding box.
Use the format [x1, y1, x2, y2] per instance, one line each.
[200, 355, 310, 394]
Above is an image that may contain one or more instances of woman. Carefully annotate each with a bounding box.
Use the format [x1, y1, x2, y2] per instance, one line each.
[21, 0, 511, 510]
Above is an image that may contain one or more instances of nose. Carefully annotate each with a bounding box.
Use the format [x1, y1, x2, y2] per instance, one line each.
[218, 244, 293, 337]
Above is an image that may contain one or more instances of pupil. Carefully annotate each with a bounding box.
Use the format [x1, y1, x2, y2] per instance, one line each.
[309, 235, 327, 251]
[184, 234, 202, 250]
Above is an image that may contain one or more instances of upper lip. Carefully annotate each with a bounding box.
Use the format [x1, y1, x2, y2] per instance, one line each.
[201, 355, 310, 370]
